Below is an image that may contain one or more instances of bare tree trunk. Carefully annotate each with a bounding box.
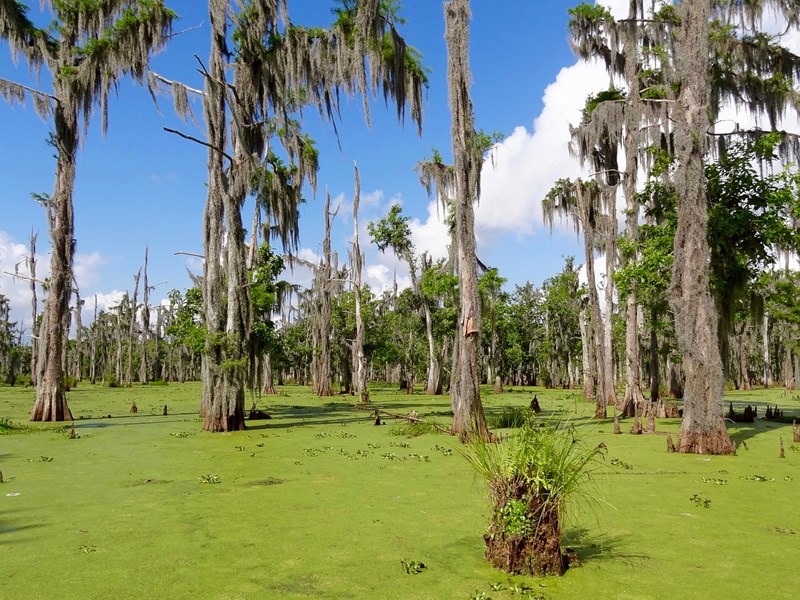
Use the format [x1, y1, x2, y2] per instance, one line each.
[619, 6, 646, 417]
[670, 0, 734, 454]
[115, 301, 124, 382]
[762, 311, 772, 387]
[603, 213, 616, 410]
[89, 295, 98, 384]
[352, 164, 369, 402]
[139, 247, 149, 384]
[313, 193, 334, 397]
[580, 308, 594, 401]
[648, 305, 660, 404]
[126, 270, 141, 386]
[72, 281, 82, 381]
[28, 231, 38, 385]
[784, 345, 794, 390]
[31, 91, 76, 421]
[445, 0, 490, 441]
[580, 186, 607, 418]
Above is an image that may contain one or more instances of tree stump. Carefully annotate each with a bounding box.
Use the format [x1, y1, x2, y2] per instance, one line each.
[530, 395, 541, 414]
[130, 402, 138, 414]
[667, 434, 676, 453]
[613, 410, 621, 435]
[780, 438, 785, 459]
[494, 376, 504, 393]
[792, 421, 799, 443]
[646, 416, 655, 433]
[163, 404, 168, 416]
[483, 483, 570, 577]
[631, 417, 642, 435]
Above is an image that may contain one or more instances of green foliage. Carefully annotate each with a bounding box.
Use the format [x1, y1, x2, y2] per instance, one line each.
[461, 415, 606, 524]
[0, 417, 34, 435]
[389, 421, 439, 437]
[582, 87, 624, 119]
[368, 204, 413, 258]
[567, 2, 612, 23]
[497, 497, 533, 537]
[487, 407, 528, 430]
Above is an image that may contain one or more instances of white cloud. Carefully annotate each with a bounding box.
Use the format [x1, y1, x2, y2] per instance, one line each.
[0, 231, 36, 329]
[74, 251, 107, 290]
[409, 200, 451, 261]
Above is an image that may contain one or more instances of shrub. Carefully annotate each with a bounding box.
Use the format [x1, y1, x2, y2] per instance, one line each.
[63, 375, 77, 391]
[105, 373, 119, 388]
[461, 415, 606, 576]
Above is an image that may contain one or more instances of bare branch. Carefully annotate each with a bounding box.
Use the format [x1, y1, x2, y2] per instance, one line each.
[163, 127, 233, 162]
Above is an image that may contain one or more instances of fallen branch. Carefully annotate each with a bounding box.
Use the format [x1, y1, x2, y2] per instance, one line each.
[352, 404, 452, 435]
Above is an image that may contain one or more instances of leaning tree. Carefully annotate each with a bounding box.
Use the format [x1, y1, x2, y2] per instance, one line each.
[0, 1, 174, 421]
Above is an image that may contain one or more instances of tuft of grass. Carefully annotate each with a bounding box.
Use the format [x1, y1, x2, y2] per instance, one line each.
[461, 414, 607, 537]
[389, 421, 439, 437]
[487, 406, 528, 429]
[0, 417, 35, 435]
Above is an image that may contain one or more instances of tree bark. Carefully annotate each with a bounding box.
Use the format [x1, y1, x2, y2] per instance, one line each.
[619, 6, 646, 418]
[352, 163, 369, 402]
[670, 0, 734, 454]
[30, 86, 76, 422]
[445, 0, 490, 441]
[28, 232, 38, 385]
[312, 193, 334, 397]
[200, 0, 247, 431]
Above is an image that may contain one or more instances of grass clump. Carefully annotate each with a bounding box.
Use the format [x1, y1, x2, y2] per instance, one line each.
[461, 415, 606, 576]
[487, 406, 528, 429]
[0, 418, 34, 434]
[389, 421, 439, 437]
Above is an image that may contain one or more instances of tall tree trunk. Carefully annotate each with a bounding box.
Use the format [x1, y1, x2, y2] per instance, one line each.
[28, 231, 38, 385]
[126, 270, 140, 386]
[603, 212, 616, 410]
[619, 3, 646, 417]
[139, 247, 149, 384]
[445, 0, 490, 440]
[648, 305, 660, 404]
[89, 295, 98, 385]
[352, 163, 369, 402]
[200, 0, 250, 431]
[72, 282, 82, 381]
[580, 309, 594, 401]
[115, 302, 123, 382]
[31, 89, 76, 421]
[579, 186, 607, 418]
[762, 311, 771, 387]
[313, 193, 334, 397]
[670, 0, 734, 454]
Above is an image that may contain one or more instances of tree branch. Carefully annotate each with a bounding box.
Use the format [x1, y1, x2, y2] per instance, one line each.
[163, 128, 232, 162]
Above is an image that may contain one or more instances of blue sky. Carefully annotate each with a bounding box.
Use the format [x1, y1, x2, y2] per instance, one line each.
[0, 0, 634, 328]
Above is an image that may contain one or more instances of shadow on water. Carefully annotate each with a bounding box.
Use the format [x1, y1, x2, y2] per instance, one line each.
[563, 528, 650, 567]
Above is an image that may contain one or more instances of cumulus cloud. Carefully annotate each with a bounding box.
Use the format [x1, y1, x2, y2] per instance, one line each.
[0, 231, 36, 329]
